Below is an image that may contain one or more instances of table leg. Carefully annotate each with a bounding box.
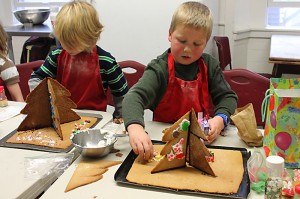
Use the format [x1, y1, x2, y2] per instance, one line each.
[272, 64, 281, 77]
[7, 35, 15, 63]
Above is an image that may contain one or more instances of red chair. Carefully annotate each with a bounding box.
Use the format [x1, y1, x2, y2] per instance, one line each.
[223, 68, 270, 126]
[16, 60, 44, 100]
[214, 36, 272, 78]
[214, 36, 232, 70]
[107, 60, 145, 106]
[0, 60, 43, 100]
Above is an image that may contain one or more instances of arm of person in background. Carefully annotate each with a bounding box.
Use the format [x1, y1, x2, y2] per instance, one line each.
[28, 48, 60, 91]
[112, 95, 124, 124]
[6, 83, 24, 102]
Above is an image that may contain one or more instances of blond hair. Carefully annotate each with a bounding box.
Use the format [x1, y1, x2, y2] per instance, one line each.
[0, 22, 8, 59]
[54, 1, 103, 52]
[169, 1, 213, 41]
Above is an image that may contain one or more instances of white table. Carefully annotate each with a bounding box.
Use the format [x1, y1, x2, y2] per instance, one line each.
[0, 101, 112, 199]
[40, 121, 264, 199]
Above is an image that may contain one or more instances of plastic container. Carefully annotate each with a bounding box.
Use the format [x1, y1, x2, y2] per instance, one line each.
[0, 86, 8, 107]
[295, 184, 300, 199]
[264, 156, 284, 199]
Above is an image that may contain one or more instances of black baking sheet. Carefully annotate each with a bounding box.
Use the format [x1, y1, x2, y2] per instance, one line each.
[114, 140, 251, 199]
[0, 112, 102, 153]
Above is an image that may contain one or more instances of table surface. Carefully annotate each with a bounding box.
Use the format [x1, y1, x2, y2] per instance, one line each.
[4, 22, 53, 36]
[269, 34, 300, 65]
[0, 101, 112, 199]
[40, 122, 264, 199]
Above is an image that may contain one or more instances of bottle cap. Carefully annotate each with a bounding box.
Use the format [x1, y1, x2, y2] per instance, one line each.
[266, 156, 284, 177]
[295, 184, 300, 194]
[0, 86, 4, 92]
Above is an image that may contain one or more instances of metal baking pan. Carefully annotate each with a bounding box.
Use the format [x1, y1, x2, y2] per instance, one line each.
[114, 140, 251, 199]
[0, 112, 102, 153]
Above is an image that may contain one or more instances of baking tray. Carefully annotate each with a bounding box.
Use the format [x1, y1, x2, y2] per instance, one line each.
[0, 112, 102, 153]
[114, 140, 251, 199]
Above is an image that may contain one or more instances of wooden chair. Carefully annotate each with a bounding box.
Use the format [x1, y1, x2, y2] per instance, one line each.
[107, 60, 145, 106]
[214, 36, 272, 78]
[223, 68, 270, 126]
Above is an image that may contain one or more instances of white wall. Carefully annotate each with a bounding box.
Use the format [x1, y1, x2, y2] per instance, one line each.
[2, 0, 300, 76]
[94, 0, 219, 65]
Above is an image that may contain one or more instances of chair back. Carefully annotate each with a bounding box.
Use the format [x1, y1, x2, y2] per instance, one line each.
[16, 60, 44, 100]
[213, 36, 232, 70]
[107, 60, 145, 106]
[223, 68, 270, 126]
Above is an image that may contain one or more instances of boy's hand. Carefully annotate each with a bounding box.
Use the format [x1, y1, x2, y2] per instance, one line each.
[207, 116, 224, 143]
[127, 124, 154, 160]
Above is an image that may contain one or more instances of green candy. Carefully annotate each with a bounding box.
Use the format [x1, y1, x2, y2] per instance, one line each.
[181, 120, 190, 131]
[250, 181, 265, 194]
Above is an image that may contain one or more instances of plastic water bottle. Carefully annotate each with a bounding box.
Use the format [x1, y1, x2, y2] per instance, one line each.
[0, 86, 8, 107]
[265, 156, 284, 199]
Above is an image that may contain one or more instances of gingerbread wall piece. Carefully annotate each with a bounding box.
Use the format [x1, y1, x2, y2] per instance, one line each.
[17, 78, 80, 140]
[151, 109, 215, 177]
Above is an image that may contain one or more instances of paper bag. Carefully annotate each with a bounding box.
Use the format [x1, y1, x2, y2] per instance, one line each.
[231, 103, 263, 147]
[262, 78, 300, 168]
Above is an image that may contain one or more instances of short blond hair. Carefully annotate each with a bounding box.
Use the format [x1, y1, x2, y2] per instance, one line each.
[169, 1, 213, 41]
[54, 1, 103, 52]
[0, 22, 8, 59]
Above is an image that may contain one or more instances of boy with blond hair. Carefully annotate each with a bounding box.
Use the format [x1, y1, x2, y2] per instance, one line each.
[123, 2, 237, 160]
[29, 1, 128, 121]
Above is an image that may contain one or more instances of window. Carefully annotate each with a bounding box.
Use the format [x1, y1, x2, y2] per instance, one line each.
[267, 0, 300, 29]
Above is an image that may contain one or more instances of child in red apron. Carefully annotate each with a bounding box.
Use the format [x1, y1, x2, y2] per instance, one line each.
[123, 2, 237, 160]
[29, 1, 128, 122]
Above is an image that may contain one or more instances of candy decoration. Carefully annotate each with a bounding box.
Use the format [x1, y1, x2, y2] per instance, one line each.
[180, 119, 190, 131]
[275, 132, 292, 151]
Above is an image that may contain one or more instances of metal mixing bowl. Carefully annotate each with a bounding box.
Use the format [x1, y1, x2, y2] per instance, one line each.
[70, 129, 117, 158]
[13, 9, 50, 25]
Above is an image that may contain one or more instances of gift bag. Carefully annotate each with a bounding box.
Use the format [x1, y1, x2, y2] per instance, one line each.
[262, 78, 300, 168]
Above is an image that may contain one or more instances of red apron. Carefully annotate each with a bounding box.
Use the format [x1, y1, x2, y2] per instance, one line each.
[56, 47, 107, 111]
[153, 53, 209, 123]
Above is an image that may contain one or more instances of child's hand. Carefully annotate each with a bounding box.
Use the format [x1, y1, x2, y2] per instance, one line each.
[127, 124, 154, 160]
[207, 116, 224, 143]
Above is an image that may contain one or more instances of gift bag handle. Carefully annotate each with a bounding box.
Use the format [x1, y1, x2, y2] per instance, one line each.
[261, 89, 272, 122]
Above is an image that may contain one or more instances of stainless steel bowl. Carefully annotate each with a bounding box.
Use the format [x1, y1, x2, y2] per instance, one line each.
[13, 9, 50, 25]
[71, 129, 117, 158]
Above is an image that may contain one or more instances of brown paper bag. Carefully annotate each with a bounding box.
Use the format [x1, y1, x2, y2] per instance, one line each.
[230, 103, 263, 147]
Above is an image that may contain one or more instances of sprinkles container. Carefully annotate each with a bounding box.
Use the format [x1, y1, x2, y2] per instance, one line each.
[265, 156, 284, 199]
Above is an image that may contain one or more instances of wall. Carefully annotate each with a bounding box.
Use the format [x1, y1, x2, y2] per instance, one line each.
[94, 0, 219, 65]
[2, 0, 300, 76]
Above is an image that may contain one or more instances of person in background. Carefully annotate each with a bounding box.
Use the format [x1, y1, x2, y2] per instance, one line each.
[122, 1, 237, 160]
[29, 1, 128, 123]
[0, 22, 24, 102]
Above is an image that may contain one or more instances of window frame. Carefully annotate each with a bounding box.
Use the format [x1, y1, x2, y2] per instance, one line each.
[267, 0, 300, 7]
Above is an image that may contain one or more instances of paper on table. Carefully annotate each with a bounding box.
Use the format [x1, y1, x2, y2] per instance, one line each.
[0, 106, 22, 122]
[101, 121, 127, 136]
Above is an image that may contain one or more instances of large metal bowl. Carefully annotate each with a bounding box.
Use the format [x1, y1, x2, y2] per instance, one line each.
[70, 129, 117, 158]
[13, 9, 50, 25]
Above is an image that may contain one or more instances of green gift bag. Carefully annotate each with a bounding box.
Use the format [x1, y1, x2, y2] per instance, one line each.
[262, 78, 300, 168]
